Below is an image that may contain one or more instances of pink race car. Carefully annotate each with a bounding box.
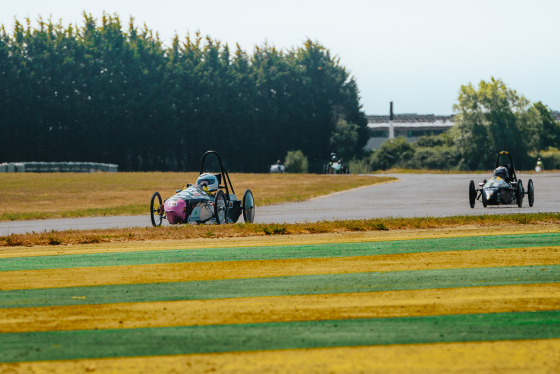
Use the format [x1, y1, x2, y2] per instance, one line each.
[150, 151, 255, 226]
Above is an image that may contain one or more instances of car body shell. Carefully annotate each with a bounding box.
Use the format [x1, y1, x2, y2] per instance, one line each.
[469, 151, 534, 208]
[480, 177, 519, 206]
[150, 151, 255, 226]
[164, 185, 216, 224]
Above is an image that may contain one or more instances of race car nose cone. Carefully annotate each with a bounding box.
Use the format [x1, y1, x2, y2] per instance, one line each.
[164, 199, 186, 224]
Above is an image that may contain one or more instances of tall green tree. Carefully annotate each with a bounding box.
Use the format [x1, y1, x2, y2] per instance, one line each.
[0, 25, 17, 161]
[0, 16, 368, 171]
[531, 101, 560, 150]
[291, 40, 367, 167]
[329, 119, 359, 161]
[452, 77, 531, 169]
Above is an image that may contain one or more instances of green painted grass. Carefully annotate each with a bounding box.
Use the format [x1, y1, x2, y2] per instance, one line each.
[2, 265, 558, 309]
[1, 311, 558, 363]
[2, 232, 559, 272]
[2, 231, 559, 364]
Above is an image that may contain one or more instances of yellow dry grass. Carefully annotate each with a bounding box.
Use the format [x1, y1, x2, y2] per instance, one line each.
[2, 213, 560, 248]
[0, 172, 394, 220]
[4, 339, 557, 374]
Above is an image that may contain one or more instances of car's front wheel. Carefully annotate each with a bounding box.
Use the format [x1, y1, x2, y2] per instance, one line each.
[150, 192, 163, 227]
[214, 190, 228, 224]
[469, 180, 476, 208]
[481, 189, 488, 208]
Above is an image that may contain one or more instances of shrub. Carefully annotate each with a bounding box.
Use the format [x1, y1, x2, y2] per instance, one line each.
[415, 135, 444, 148]
[263, 224, 287, 235]
[285, 150, 309, 173]
[369, 137, 414, 170]
[348, 158, 371, 174]
[415, 132, 455, 148]
[536, 147, 560, 170]
[406, 146, 460, 170]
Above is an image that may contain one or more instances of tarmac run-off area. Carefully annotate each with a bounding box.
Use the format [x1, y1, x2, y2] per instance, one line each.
[2, 172, 560, 235]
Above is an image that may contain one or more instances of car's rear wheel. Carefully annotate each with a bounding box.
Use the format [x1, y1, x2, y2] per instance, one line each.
[150, 192, 163, 227]
[517, 180, 524, 207]
[242, 189, 255, 223]
[527, 179, 534, 207]
[469, 180, 476, 208]
[214, 190, 228, 224]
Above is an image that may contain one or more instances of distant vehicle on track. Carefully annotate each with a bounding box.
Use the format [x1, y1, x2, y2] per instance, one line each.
[535, 158, 543, 172]
[323, 152, 349, 174]
[150, 151, 255, 226]
[469, 151, 534, 208]
[270, 160, 286, 173]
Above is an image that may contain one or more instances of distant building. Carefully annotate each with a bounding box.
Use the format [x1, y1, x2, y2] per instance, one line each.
[364, 107, 558, 151]
[364, 114, 455, 150]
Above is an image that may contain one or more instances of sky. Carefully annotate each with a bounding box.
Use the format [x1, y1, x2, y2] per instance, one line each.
[2, 0, 559, 115]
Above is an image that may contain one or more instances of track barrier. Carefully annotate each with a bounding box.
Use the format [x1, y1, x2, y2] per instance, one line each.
[0, 162, 118, 173]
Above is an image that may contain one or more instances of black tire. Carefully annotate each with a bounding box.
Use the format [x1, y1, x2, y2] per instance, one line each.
[469, 180, 476, 208]
[214, 190, 228, 224]
[481, 188, 488, 208]
[528, 179, 534, 207]
[517, 180, 523, 207]
[242, 189, 255, 223]
[150, 192, 163, 227]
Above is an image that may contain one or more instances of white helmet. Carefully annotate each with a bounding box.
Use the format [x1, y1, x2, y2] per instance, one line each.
[196, 173, 219, 192]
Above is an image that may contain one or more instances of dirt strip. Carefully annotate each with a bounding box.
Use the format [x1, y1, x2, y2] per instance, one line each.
[2, 246, 558, 291]
[2, 224, 559, 258]
[2, 339, 558, 374]
[1, 284, 558, 333]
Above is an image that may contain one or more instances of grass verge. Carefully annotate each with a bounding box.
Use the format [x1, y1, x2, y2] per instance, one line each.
[2, 213, 559, 247]
[0, 173, 394, 221]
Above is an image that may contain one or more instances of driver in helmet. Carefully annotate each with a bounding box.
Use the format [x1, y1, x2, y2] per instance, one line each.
[196, 173, 219, 193]
[493, 166, 509, 181]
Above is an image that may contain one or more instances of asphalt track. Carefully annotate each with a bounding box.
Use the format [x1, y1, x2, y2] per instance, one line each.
[1, 172, 559, 235]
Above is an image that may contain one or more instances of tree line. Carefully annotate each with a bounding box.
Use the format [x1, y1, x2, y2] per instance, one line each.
[0, 14, 368, 172]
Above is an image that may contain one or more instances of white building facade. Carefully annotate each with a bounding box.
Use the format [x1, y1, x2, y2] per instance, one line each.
[364, 114, 455, 151]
